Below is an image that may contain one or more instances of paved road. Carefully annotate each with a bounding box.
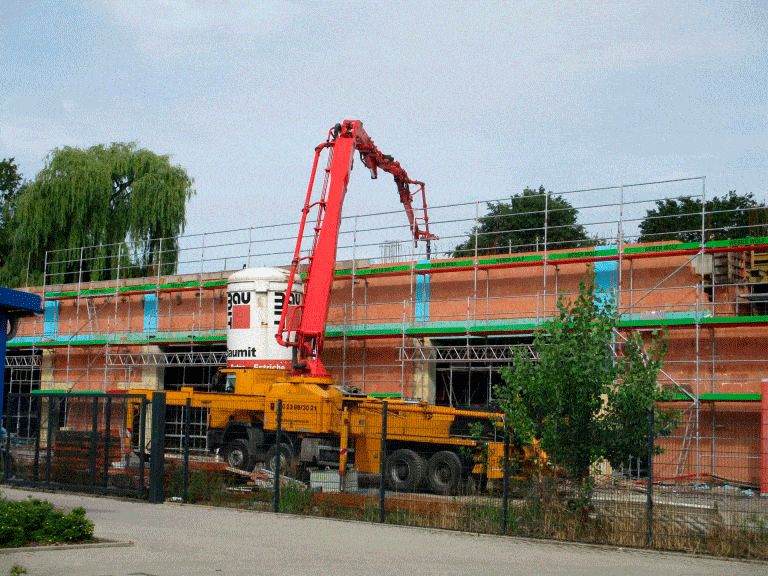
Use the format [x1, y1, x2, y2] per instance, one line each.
[0, 487, 765, 576]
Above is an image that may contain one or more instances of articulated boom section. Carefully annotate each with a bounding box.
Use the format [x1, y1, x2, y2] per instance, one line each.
[349, 121, 435, 245]
[276, 120, 437, 377]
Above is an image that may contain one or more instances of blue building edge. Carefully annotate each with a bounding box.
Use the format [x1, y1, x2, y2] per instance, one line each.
[1, 287, 43, 430]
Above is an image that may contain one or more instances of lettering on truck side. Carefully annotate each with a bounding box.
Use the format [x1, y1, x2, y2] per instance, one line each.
[284, 404, 318, 411]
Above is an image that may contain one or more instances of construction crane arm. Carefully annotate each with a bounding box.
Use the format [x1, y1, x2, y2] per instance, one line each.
[276, 120, 436, 377]
[351, 123, 434, 245]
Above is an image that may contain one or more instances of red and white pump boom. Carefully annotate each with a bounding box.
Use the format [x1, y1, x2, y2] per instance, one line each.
[276, 120, 436, 378]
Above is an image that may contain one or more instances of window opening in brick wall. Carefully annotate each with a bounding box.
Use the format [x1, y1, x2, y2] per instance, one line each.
[432, 335, 533, 409]
[162, 344, 227, 392]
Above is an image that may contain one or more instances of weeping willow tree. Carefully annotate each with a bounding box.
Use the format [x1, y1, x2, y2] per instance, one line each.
[3, 143, 194, 286]
[0, 158, 25, 270]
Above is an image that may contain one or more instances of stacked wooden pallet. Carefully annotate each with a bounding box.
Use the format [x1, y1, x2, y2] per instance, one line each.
[711, 252, 747, 284]
[748, 250, 768, 284]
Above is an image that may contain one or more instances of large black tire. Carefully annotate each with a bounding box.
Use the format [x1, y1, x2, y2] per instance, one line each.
[384, 448, 425, 492]
[222, 439, 252, 471]
[265, 443, 294, 475]
[426, 450, 463, 495]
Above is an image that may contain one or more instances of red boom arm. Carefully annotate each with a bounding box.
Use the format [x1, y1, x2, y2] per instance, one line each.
[276, 120, 436, 377]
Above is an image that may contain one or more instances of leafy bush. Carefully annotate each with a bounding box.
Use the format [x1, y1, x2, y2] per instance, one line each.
[0, 497, 94, 548]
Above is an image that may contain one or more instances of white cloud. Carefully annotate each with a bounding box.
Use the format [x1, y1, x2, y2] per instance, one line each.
[0, 116, 83, 165]
[103, 0, 303, 60]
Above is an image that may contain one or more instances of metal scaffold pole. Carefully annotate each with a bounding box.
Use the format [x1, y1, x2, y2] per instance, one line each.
[543, 191, 548, 318]
[617, 186, 624, 313]
[473, 201, 479, 321]
[695, 177, 706, 479]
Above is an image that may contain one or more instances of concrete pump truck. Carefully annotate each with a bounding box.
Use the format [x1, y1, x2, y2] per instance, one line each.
[127, 120, 514, 494]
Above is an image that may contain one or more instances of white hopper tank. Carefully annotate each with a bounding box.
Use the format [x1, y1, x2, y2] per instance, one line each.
[226, 267, 302, 369]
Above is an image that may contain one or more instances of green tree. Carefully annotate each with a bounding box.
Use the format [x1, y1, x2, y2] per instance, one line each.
[602, 331, 675, 470]
[0, 158, 23, 205]
[638, 190, 768, 243]
[2, 143, 194, 286]
[0, 158, 25, 269]
[495, 276, 672, 498]
[452, 186, 591, 257]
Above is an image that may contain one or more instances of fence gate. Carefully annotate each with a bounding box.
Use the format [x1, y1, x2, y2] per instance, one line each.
[2, 392, 149, 498]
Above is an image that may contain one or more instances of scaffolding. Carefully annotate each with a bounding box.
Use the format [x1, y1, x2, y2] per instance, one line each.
[6, 175, 768, 485]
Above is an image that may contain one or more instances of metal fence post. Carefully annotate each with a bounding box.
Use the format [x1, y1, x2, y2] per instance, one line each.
[183, 398, 191, 503]
[273, 399, 282, 513]
[139, 398, 148, 497]
[149, 391, 166, 504]
[33, 397, 41, 482]
[89, 396, 99, 486]
[502, 422, 510, 534]
[45, 396, 54, 485]
[646, 408, 655, 547]
[103, 396, 112, 487]
[2, 409, 9, 482]
[379, 401, 387, 523]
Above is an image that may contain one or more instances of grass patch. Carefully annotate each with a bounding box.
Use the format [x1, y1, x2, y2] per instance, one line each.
[0, 497, 94, 548]
[165, 464, 240, 505]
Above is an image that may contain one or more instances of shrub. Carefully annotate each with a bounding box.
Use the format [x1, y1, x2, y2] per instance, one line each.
[0, 497, 94, 548]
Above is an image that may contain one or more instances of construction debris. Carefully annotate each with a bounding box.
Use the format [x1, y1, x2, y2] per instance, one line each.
[224, 465, 307, 489]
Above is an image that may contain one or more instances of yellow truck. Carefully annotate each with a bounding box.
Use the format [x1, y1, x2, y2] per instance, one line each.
[127, 366, 509, 494]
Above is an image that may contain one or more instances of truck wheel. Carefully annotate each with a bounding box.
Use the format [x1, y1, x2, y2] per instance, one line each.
[426, 450, 463, 495]
[385, 448, 425, 492]
[222, 439, 252, 471]
[266, 443, 294, 475]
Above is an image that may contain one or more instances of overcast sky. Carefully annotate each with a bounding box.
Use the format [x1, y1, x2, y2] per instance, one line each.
[1, 1, 766, 263]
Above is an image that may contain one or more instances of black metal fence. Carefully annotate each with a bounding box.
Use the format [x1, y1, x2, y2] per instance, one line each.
[2, 392, 148, 498]
[159, 397, 767, 559]
[3, 392, 766, 560]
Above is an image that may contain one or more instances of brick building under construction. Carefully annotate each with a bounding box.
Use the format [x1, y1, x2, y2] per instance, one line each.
[4, 179, 768, 491]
